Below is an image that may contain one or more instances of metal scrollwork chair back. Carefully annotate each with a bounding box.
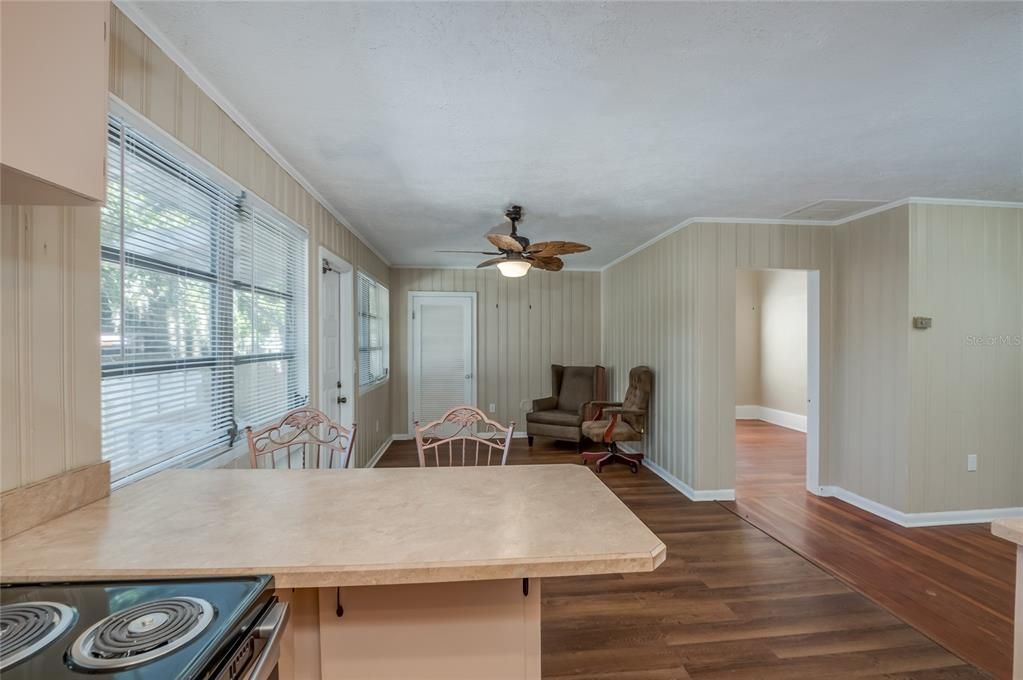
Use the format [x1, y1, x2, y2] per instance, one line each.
[414, 406, 514, 467]
[245, 407, 357, 470]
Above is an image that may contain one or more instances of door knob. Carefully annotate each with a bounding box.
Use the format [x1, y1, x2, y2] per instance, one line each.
[465, 374, 472, 379]
[337, 396, 348, 404]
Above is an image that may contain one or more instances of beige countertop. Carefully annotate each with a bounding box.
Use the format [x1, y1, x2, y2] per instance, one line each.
[992, 517, 1023, 546]
[0, 465, 665, 588]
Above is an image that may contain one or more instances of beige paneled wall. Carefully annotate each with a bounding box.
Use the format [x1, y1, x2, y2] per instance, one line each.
[604, 226, 702, 488]
[759, 269, 808, 416]
[107, 6, 390, 466]
[0, 206, 102, 491]
[734, 270, 760, 406]
[907, 204, 1022, 512]
[829, 205, 911, 510]
[604, 222, 833, 492]
[390, 268, 601, 434]
[607, 202, 1020, 515]
[735, 269, 808, 415]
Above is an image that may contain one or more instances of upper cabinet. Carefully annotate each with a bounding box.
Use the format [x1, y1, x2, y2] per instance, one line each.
[1, 1, 109, 205]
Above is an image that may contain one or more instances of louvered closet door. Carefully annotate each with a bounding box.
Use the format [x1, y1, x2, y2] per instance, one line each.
[411, 294, 475, 430]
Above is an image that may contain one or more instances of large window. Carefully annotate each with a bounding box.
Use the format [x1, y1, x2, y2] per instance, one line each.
[357, 272, 389, 388]
[101, 117, 308, 482]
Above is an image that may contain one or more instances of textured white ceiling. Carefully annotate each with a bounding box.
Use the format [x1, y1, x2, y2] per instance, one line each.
[132, 1, 1023, 268]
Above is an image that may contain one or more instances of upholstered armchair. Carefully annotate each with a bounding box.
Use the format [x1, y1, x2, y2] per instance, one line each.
[526, 365, 606, 449]
[581, 366, 652, 473]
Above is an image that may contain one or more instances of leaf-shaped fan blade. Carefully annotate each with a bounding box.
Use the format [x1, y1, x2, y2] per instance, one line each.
[525, 240, 591, 257]
[435, 250, 502, 255]
[487, 232, 523, 252]
[528, 256, 564, 272]
[476, 256, 508, 269]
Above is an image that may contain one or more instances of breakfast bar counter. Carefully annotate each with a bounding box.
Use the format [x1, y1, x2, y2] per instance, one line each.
[0, 465, 665, 679]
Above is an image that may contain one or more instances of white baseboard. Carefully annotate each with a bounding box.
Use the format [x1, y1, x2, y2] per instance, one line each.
[734, 405, 807, 433]
[634, 455, 735, 502]
[735, 405, 761, 419]
[819, 485, 1023, 527]
[760, 406, 807, 433]
[376, 431, 1013, 527]
[366, 436, 394, 468]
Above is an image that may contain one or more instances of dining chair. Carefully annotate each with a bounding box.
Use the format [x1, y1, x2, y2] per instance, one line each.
[414, 406, 514, 467]
[245, 407, 357, 470]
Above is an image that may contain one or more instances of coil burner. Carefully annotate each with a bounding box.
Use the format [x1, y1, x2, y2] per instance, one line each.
[69, 597, 213, 670]
[0, 602, 77, 670]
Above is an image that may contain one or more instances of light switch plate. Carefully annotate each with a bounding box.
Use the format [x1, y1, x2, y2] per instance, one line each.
[967, 454, 977, 472]
[489, 403, 496, 413]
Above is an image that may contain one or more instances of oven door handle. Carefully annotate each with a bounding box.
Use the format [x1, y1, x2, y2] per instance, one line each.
[247, 601, 290, 680]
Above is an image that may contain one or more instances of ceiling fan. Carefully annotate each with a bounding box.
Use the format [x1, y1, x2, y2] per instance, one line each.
[436, 206, 591, 278]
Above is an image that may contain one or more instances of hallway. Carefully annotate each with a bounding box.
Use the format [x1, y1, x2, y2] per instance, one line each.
[733, 419, 807, 499]
[723, 420, 1016, 678]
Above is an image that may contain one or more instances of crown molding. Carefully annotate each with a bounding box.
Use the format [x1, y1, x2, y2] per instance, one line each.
[113, 0, 391, 267]
[903, 196, 1023, 209]
[390, 264, 603, 272]
[600, 196, 1023, 272]
[397, 196, 1023, 273]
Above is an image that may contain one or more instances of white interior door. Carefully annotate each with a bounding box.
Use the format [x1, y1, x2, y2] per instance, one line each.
[410, 293, 475, 431]
[321, 252, 354, 429]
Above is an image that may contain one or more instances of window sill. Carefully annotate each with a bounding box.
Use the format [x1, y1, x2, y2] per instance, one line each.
[111, 440, 251, 489]
[359, 379, 389, 396]
[193, 441, 251, 470]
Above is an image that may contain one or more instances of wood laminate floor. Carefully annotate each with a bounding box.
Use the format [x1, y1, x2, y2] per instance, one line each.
[380, 436, 991, 679]
[724, 420, 1016, 679]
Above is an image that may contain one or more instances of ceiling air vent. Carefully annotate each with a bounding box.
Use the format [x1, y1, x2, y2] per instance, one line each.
[781, 199, 889, 221]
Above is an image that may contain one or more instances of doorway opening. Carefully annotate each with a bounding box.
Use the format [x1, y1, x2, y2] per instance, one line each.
[320, 249, 355, 430]
[407, 292, 477, 434]
[734, 268, 820, 500]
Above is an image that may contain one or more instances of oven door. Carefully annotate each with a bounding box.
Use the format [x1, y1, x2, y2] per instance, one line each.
[215, 599, 290, 680]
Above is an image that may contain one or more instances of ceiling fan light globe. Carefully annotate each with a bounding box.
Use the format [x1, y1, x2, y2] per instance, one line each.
[496, 260, 531, 278]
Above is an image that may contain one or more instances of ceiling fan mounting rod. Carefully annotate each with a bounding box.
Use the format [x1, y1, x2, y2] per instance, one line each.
[505, 205, 523, 235]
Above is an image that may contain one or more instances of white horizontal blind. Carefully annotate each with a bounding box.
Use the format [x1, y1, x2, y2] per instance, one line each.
[415, 300, 469, 425]
[357, 272, 389, 386]
[101, 117, 308, 482]
[233, 205, 309, 429]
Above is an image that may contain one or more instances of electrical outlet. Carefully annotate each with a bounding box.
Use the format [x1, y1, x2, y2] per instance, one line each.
[375, 420, 379, 433]
[966, 454, 977, 472]
[489, 403, 496, 413]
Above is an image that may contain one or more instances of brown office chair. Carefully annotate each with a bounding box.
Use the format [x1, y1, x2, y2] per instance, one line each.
[580, 366, 652, 473]
[526, 365, 606, 449]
